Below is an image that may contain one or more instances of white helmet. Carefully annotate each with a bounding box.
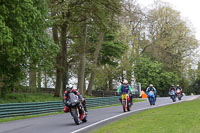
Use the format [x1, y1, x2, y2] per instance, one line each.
[66, 84, 73, 89]
[123, 80, 128, 84]
[149, 84, 153, 87]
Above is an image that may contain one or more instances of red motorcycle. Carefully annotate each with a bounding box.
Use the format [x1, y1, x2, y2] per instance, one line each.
[176, 89, 182, 100]
[121, 93, 131, 112]
[65, 93, 87, 125]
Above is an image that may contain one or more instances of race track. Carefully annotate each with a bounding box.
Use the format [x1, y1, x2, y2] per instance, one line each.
[0, 95, 199, 133]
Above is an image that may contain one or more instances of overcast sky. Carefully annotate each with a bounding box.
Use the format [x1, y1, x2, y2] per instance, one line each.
[138, 0, 200, 41]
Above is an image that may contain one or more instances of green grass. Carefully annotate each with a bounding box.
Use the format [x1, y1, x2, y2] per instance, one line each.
[0, 99, 144, 123]
[0, 93, 62, 104]
[92, 98, 200, 133]
[0, 93, 97, 104]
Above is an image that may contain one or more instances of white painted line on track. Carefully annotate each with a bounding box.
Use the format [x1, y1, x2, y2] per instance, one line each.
[70, 96, 199, 133]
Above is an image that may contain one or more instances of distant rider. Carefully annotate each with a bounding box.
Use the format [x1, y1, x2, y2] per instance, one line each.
[169, 84, 176, 92]
[176, 84, 183, 96]
[117, 80, 133, 105]
[169, 84, 176, 96]
[63, 85, 87, 114]
[146, 84, 157, 101]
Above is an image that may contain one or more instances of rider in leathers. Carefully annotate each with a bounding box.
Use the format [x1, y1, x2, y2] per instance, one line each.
[63, 85, 87, 114]
[169, 85, 176, 93]
[146, 84, 157, 102]
[117, 80, 133, 105]
[176, 84, 183, 96]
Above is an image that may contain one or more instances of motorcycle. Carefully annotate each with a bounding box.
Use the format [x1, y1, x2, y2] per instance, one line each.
[147, 91, 156, 105]
[68, 93, 87, 125]
[176, 89, 182, 100]
[121, 92, 131, 112]
[169, 90, 176, 102]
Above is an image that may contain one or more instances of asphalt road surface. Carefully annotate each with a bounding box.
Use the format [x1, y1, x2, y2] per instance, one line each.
[0, 95, 199, 133]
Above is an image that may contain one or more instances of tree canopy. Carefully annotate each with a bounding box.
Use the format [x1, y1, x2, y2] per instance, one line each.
[0, 0, 199, 97]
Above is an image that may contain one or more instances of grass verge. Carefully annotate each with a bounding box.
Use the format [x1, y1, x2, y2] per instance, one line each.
[92, 98, 200, 133]
[0, 93, 62, 104]
[0, 93, 96, 104]
[0, 99, 144, 123]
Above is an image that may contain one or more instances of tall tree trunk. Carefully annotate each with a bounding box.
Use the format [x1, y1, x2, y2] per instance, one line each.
[29, 64, 37, 92]
[37, 70, 41, 92]
[83, 77, 86, 94]
[87, 32, 105, 95]
[126, 69, 132, 84]
[108, 75, 113, 91]
[55, 67, 62, 96]
[78, 22, 88, 95]
[60, 22, 67, 96]
[121, 72, 124, 83]
[0, 75, 6, 97]
[51, 0, 68, 97]
[44, 71, 48, 88]
[53, 25, 61, 97]
[54, 22, 67, 97]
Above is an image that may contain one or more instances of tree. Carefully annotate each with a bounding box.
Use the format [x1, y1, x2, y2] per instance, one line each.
[189, 62, 200, 94]
[67, 0, 123, 94]
[117, 0, 147, 83]
[134, 56, 179, 96]
[134, 56, 163, 89]
[0, 0, 57, 96]
[49, 0, 77, 97]
[90, 33, 126, 93]
[145, 1, 199, 74]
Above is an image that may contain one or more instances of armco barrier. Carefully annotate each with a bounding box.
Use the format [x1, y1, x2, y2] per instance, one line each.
[0, 96, 120, 119]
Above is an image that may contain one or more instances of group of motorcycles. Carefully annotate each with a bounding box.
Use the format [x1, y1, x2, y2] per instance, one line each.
[146, 88, 183, 106]
[120, 90, 156, 112]
[65, 88, 182, 125]
[169, 89, 183, 102]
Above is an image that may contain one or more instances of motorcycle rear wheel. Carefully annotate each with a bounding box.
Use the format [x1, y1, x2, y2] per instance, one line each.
[127, 103, 131, 111]
[149, 97, 152, 105]
[172, 96, 176, 102]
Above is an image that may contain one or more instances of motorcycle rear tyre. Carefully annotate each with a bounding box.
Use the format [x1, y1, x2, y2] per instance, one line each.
[127, 103, 131, 111]
[150, 97, 152, 105]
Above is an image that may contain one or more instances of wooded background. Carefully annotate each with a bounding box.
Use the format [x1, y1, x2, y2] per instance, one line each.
[0, 0, 200, 97]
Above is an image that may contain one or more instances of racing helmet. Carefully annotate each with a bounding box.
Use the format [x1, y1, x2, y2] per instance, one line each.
[123, 80, 128, 84]
[149, 84, 153, 87]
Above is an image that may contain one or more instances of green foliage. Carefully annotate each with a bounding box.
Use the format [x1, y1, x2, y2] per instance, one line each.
[134, 56, 180, 96]
[0, 0, 57, 96]
[190, 80, 200, 95]
[188, 62, 200, 95]
[88, 32, 126, 66]
[146, 2, 199, 73]
[134, 56, 163, 88]
[159, 71, 179, 95]
[86, 32, 126, 90]
[99, 33, 127, 66]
